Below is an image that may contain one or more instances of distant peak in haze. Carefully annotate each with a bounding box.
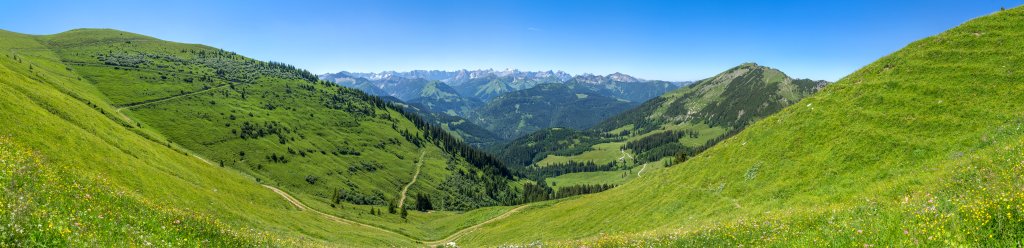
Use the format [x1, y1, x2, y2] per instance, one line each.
[321, 69, 670, 85]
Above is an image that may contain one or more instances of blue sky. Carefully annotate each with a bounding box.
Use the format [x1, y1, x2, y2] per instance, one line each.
[2, 0, 1021, 81]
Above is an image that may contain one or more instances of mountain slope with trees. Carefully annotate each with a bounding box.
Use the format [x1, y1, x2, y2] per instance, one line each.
[0, 29, 417, 246]
[497, 63, 827, 171]
[475, 83, 638, 139]
[38, 29, 521, 213]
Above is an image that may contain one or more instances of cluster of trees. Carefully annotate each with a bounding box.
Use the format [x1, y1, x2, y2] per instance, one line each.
[330, 147, 360, 156]
[520, 182, 617, 203]
[265, 153, 288, 163]
[331, 188, 387, 206]
[414, 193, 433, 212]
[434, 159, 518, 210]
[672, 128, 742, 165]
[347, 161, 381, 174]
[235, 120, 291, 140]
[624, 130, 700, 154]
[397, 128, 424, 147]
[176, 48, 319, 84]
[494, 128, 620, 168]
[515, 160, 618, 182]
[521, 182, 554, 203]
[554, 184, 616, 199]
[622, 129, 703, 163]
[96, 52, 148, 67]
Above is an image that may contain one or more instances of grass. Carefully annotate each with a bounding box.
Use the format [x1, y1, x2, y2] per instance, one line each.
[450, 6, 1024, 246]
[0, 136, 277, 247]
[0, 29, 414, 246]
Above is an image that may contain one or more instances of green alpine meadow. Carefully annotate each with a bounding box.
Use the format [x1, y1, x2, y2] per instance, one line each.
[2, 1, 1023, 247]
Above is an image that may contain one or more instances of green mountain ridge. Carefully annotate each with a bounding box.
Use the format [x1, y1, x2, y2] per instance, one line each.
[497, 63, 826, 171]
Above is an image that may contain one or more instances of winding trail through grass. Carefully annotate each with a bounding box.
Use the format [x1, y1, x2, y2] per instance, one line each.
[637, 163, 648, 177]
[116, 83, 231, 111]
[618, 149, 634, 161]
[264, 180, 531, 247]
[423, 204, 532, 247]
[259, 184, 416, 240]
[398, 150, 426, 209]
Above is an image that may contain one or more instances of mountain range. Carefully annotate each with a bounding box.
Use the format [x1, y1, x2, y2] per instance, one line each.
[321, 69, 685, 141]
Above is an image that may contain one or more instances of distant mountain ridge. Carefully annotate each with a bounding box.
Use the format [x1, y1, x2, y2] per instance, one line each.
[321, 69, 684, 102]
[332, 69, 573, 85]
[497, 63, 829, 168]
[321, 69, 684, 140]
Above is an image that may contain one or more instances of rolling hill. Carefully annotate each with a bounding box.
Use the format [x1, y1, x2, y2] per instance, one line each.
[451, 7, 1024, 246]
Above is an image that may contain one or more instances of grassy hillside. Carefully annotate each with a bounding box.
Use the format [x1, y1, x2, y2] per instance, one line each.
[453, 7, 1024, 246]
[36, 29, 520, 213]
[0, 29, 414, 246]
[2, 28, 576, 246]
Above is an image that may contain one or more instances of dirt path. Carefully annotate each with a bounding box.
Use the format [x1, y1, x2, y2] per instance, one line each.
[637, 163, 648, 177]
[260, 185, 415, 240]
[264, 182, 531, 246]
[423, 204, 531, 247]
[262, 185, 306, 211]
[398, 151, 426, 209]
[116, 83, 230, 112]
[618, 149, 634, 161]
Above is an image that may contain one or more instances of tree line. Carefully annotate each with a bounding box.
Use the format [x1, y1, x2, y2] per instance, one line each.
[520, 182, 616, 203]
[514, 160, 618, 182]
[623, 130, 700, 155]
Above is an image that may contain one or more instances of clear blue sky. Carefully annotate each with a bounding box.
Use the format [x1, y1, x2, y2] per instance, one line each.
[2, 0, 1021, 81]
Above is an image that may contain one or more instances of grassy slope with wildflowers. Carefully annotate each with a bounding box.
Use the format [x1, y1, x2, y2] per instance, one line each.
[455, 6, 1024, 246]
[0, 29, 422, 246]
